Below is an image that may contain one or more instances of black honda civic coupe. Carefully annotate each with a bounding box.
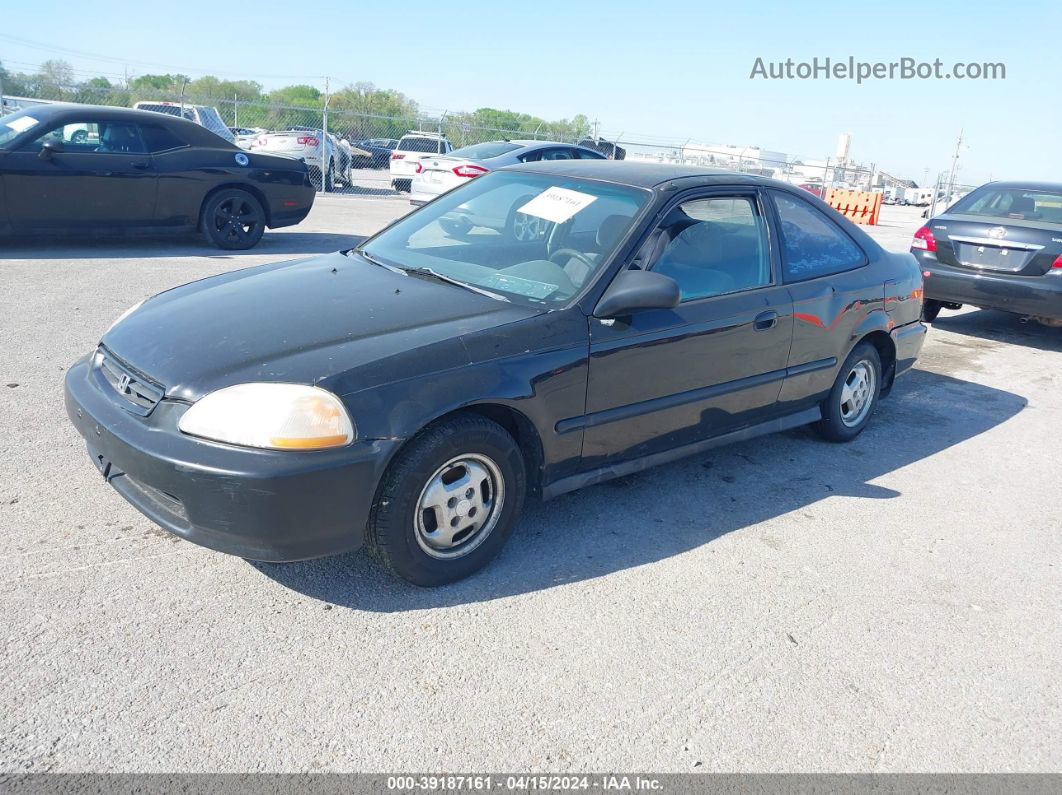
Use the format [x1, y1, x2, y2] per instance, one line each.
[65, 161, 926, 585]
[913, 181, 1062, 326]
[0, 104, 314, 249]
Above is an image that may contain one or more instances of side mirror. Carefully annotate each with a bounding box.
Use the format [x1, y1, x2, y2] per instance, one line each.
[39, 139, 64, 160]
[593, 268, 681, 319]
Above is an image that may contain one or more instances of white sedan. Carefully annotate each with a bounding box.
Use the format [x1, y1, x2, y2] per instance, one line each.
[409, 140, 605, 205]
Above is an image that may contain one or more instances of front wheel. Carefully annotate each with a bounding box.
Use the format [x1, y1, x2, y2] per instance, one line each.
[368, 413, 526, 586]
[813, 343, 882, 443]
[201, 189, 265, 250]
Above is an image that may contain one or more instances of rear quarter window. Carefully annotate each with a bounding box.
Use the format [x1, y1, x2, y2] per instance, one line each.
[771, 191, 866, 281]
[140, 124, 186, 152]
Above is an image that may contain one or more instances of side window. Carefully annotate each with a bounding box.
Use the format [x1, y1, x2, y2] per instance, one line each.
[139, 124, 185, 153]
[19, 122, 102, 152]
[518, 149, 543, 163]
[24, 121, 147, 154]
[651, 196, 771, 301]
[771, 191, 865, 281]
[540, 148, 574, 161]
[574, 148, 604, 160]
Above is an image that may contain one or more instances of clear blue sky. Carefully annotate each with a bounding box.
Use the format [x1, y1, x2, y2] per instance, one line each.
[1, 0, 1058, 185]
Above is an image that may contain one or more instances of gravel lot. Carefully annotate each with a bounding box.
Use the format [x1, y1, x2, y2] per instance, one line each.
[1, 199, 1059, 773]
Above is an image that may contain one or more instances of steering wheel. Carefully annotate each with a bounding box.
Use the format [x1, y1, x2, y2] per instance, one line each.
[549, 247, 596, 273]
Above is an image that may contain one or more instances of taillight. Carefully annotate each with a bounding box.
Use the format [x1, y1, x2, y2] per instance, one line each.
[297, 136, 319, 146]
[1051, 254, 1062, 270]
[391, 152, 405, 160]
[453, 164, 488, 178]
[911, 226, 937, 252]
[414, 162, 423, 174]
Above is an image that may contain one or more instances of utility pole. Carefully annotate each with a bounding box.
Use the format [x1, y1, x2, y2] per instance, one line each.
[945, 128, 963, 206]
[233, 92, 238, 128]
[321, 76, 330, 194]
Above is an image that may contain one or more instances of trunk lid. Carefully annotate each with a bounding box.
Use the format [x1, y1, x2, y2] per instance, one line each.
[929, 213, 1062, 276]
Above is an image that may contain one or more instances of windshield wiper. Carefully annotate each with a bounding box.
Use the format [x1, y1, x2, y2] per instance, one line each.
[401, 267, 509, 302]
[353, 248, 404, 274]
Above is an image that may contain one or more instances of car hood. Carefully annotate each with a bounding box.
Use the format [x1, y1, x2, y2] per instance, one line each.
[102, 251, 539, 402]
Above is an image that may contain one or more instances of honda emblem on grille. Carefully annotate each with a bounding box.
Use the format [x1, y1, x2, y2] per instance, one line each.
[118, 373, 132, 394]
[987, 226, 1006, 239]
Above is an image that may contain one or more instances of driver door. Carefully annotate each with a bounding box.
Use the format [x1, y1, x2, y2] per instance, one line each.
[3, 119, 158, 231]
[581, 190, 795, 466]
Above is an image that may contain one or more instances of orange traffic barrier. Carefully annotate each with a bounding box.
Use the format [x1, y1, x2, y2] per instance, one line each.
[824, 189, 883, 225]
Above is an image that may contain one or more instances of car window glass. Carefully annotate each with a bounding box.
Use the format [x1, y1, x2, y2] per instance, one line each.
[574, 148, 604, 160]
[139, 123, 185, 152]
[19, 121, 145, 154]
[651, 196, 771, 301]
[518, 149, 543, 163]
[361, 171, 650, 306]
[541, 148, 574, 161]
[772, 192, 864, 280]
[400, 136, 446, 153]
[952, 187, 1062, 224]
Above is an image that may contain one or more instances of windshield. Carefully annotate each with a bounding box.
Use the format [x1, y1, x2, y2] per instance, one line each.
[359, 171, 651, 306]
[0, 110, 41, 147]
[449, 141, 522, 160]
[950, 187, 1062, 225]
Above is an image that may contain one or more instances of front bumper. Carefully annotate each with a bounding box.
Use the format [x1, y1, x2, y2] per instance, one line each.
[915, 251, 1062, 320]
[64, 355, 401, 562]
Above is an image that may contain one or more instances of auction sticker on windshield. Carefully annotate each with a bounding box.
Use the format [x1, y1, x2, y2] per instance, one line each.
[5, 116, 39, 133]
[518, 187, 598, 224]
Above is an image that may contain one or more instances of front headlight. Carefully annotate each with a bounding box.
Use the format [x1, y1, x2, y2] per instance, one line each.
[105, 299, 144, 334]
[178, 383, 355, 451]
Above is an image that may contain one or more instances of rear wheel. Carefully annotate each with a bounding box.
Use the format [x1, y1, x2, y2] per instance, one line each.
[922, 299, 943, 322]
[324, 160, 335, 192]
[368, 413, 526, 586]
[813, 343, 881, 443]
[201, 189, 265, 250]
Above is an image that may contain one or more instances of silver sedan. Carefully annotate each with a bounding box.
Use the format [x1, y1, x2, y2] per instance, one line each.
[409, 140, 605, 205]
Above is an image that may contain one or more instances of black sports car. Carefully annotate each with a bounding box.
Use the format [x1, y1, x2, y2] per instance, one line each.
[65, 161, 926, 585]
[912, 181, 1062, 326]
[0, 104, 315, 249]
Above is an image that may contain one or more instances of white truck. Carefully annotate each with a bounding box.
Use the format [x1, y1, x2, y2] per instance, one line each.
[132, 101, 235, 143]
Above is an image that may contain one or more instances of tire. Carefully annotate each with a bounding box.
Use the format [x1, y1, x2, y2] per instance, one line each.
[324, 161, 335, 193]
[505, 195, 547, 241]
[368, 413, 527, 587]
[201, 189, 266, 250]
[393, 179, 411, 193]
[922, 299, 943, 322]
[812, 342, 882, 443]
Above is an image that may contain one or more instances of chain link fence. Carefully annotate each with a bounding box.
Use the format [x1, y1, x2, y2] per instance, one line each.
[2, 80, 968, 204]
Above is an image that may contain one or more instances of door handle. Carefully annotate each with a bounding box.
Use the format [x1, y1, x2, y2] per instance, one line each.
[131, 161, 150, 170]
[754, 310, 778, 331]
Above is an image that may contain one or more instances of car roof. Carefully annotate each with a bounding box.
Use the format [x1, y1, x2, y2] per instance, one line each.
[977, 181, 1062, 193]
[501, 159, 789, 189]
